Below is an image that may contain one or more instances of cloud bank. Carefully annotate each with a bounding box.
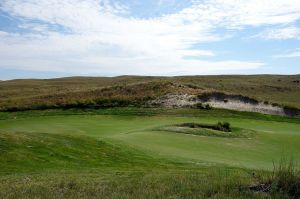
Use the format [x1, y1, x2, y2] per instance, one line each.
[0, 0, 300, 75]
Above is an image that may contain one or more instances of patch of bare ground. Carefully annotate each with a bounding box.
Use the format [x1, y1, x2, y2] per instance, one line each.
[147, 91, 300, 117]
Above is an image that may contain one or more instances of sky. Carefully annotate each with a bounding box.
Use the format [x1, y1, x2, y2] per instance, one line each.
[0, 0, 300, 80]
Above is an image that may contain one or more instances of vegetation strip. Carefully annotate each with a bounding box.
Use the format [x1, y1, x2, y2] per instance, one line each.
[154, 122, 256, 138]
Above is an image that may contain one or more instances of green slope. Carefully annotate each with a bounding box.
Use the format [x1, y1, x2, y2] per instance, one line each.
[0, 130, 160, 173]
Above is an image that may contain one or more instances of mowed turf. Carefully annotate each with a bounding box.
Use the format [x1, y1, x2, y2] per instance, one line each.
[1, 108, 300, 198]
[1, 109, 300, 170]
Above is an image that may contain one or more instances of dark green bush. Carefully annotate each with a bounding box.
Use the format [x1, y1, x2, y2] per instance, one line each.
[178, 122, 231, 132]
[216, 122, 231, 132]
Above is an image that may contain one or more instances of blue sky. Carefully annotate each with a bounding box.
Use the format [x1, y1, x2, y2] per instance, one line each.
[0, 0, 300, 80]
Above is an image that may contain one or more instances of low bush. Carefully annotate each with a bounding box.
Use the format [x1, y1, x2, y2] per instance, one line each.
[216, 122, 231, 132]
[177, 122, 232, 132]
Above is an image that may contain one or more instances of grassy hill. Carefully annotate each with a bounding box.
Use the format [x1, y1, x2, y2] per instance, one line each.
[1, 108, 300, 198]
[1, 75, 300, 111]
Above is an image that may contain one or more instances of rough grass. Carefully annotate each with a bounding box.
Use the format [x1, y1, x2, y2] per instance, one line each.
[1, 75, 300, 111]
[1, 107, 300, 124]
[251, 158, 300, 198]
[273, 160, 300, 197]
[0, 169, 278, 199]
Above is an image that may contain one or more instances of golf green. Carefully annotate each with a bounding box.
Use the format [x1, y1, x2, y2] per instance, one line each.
[1, 111, 300, 170]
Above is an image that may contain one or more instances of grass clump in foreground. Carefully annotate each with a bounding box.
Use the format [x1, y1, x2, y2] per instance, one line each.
[251, 159, 300, 198]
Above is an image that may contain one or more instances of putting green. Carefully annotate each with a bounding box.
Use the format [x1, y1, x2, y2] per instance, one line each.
[1, 111, 300, 170]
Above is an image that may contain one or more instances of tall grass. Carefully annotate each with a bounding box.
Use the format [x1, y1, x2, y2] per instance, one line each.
[253, 158, 300, 198]
[273, 158, 300, 197]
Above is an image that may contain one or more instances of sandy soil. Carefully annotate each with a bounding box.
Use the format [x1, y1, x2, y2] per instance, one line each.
[148, 94, 286, 116]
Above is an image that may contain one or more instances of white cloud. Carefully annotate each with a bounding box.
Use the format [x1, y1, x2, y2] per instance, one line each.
[0, 0, 300, 75]
[0, 31, 9, 37]
[254, 26, 300, 40]
[177, 0, 300, 29]
[275, 49, 300, 58]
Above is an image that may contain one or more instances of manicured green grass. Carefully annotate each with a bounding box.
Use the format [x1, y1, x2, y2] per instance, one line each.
[0, 131, 162, 174]
[1, 108, 300, 170]
[0, 108, 300, 198]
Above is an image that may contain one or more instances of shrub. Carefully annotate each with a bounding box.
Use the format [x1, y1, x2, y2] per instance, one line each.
[216, 122, 231, 132]
[178, 122, 231, 132]
[222, 122, 231, 131]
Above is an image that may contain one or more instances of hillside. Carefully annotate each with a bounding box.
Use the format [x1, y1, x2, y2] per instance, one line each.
[1, 75, 300, 115]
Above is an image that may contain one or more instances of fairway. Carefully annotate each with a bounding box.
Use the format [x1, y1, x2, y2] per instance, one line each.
[2, 109, 300, 171]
